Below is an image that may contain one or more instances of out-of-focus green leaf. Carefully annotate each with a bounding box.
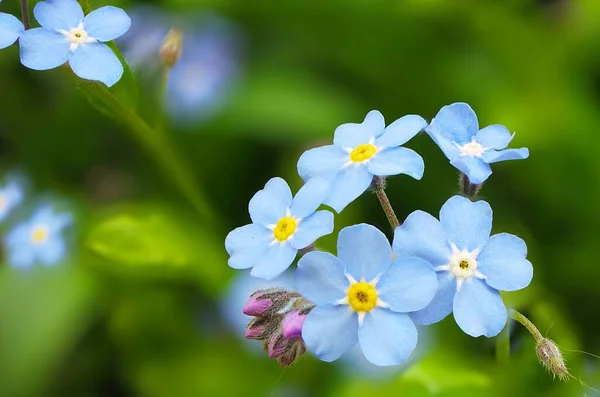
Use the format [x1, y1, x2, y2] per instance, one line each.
[0, 266, 96, 397]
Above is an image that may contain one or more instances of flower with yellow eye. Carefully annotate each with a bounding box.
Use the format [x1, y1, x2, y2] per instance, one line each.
[297, 110, 426, 213]
[4, 205, 72, 268]
[295, 224, 437, 366]
[425, 102, 529, 184]
[393, 195, 533, 337]
[225, 177, 334, 280]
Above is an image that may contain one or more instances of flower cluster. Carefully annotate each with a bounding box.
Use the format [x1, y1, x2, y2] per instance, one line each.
[0, 0, 130, 87]
[226, 102, 533, 367]
[0, 173, 72, 268]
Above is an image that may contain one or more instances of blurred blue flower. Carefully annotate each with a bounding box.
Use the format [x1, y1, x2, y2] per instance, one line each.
[18, 0, 130, 87]
[0, 174, 25, 221]
[5, 204, 72, 268]
[297, 110, 426, 213]
[295, 223, 437, 366]
[120, 8, 240, 124]
[394, 195, 534, 337]
[225, 177, 333, 280]
[0, 3, 24, 49]
[425, 102, 529, 184]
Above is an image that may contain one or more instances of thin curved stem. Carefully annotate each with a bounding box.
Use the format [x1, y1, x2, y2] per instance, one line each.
[510, 309, 543, 342]
[372, 176, 400, 230]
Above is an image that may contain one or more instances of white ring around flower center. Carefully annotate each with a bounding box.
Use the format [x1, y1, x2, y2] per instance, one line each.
[59, 22, 97, 51]
[456, 139, 487, 157]
[435, 243, 486, 290]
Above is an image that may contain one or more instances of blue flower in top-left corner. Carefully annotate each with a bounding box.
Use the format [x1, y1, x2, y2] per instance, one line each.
[18, 0, 131, 87]
[225, 177, 334, 280]
[0, 1, 24, 50]
[5, 204, 72, 268]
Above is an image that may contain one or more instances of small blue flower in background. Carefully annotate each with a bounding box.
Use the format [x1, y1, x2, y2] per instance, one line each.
[426, 102, 529, 184]
[18, 0, 130, 87]
[120, 8, 240, 124]
[297, 110, 426, 213]
[5, 204, 72, 268]
[394, 195, 533, 337]
[295, 223, 437, 366]
[225, 177, 333, 280]
[0, 174, 25, 221]
[0, 0, 24, 50]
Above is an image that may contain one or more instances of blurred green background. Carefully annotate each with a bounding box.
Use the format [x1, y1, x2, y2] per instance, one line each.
[1, 0, 600, 396]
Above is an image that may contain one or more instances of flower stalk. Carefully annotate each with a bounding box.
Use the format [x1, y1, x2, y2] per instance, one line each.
[20, 0, 31, 29]
[459, 172, 482, 199]
[372, 176, 400, 230]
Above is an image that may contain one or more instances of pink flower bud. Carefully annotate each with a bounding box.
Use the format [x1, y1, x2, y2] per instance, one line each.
[244, 327, 265, 340]
[281, 310, 306, 340]
[243, 294, 273, 316]
[267, 334, 288, 358]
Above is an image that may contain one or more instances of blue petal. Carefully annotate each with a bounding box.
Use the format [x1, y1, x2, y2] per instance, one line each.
[249, 242, 297, 280]
[19, 28, 70, 70]
[69, 42, 123, 87]
[297, 145, 347, 182]
[425, 130, 460, 161]
[425, 102, 479, 145]
[38, 238, 66, 265]
[478, 233, 533, 292]
[289, 177, 330, 218]
[358, 309, 417, 366]
[482, 148, 529, 164]
[289, 210, 334, 250]
[5, 223, 29, 247]
[295, 251, 348, 304]
[8, 247, 36, 269]
[410, 272, 456, 325]
[83, 6, 131, 42]
[450, 156, 492, 184]
[333, 110, 385, 148]
[367, 147, 424, 179]
[323, 164, 373, 213]
[453, 278, 507, 337]
[377, 257, 438, 313]
[225, 224, 272, 269]
[302, 304, 358, 362]
[374, 115, 427, 148]
[393, 210, 450, 267]
[0, 13, 24, 49]
[34, 0, 83, 31]
[337, 224, 392, 281]
[476, 125, 513, 150]
[440, 195, 492, 252]
[248, 177, 292, 226]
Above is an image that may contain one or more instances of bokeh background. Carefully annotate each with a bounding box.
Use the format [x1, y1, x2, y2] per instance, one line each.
[1, 0, 600, 396]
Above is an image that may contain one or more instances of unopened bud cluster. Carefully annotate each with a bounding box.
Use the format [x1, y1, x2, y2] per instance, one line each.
[160, 28, 184, 67]
[536, 337, 570, 381]
[243, 288, 314, 366]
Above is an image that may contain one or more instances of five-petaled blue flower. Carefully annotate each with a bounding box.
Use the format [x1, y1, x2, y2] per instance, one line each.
[5, 204, 72, 268]
[0, 0, 24, 50]
[225, 177, 334, 280]
[297, 110, 426, 213]
[426, 102, 529, 184]
[0, 174, 25, 221]
[295, 223, 437, 366]
[394, 195, 533, 337]
[19, 0, 131, 87]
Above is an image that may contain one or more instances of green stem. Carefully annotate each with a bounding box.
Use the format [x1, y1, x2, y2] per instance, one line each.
[372, 176, 400, 230]
[510, 309, 543, 342]
[81, 82, 214, 223]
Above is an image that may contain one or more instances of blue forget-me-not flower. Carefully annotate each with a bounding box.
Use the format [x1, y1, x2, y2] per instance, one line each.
[297, 110, 426, 213]
[394, 195, 533, 337]
[225, 177, 334, 281]
[0, 0, 24, 49]
[295, 223, 437, 366]
[5, 204, 72, 268]
[18, 0, 130, 87]
[426, 102, 529, 184]
[0, 174, 25, 221]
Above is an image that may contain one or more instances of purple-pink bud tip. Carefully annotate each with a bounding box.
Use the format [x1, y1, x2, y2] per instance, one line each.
[268, 335, 287, 358]
[244, 327, 264, 340]
[243, 295, 272, 316]
[282, 310, 306, 340]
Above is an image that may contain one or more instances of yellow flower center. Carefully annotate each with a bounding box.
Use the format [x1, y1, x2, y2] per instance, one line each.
[31, 225, 49, 245]
[459, 259, 470, 270]
[273, 216, 297, 241]
[347, 282, 378, 312]
[350, 143, 377, 163]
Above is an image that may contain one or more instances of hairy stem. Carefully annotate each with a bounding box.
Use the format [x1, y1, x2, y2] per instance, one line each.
[20, 0, 31, 29]
[459, 172, 482, 199]
[510, 309, 543, 342]
[372, 176, 400, 230]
